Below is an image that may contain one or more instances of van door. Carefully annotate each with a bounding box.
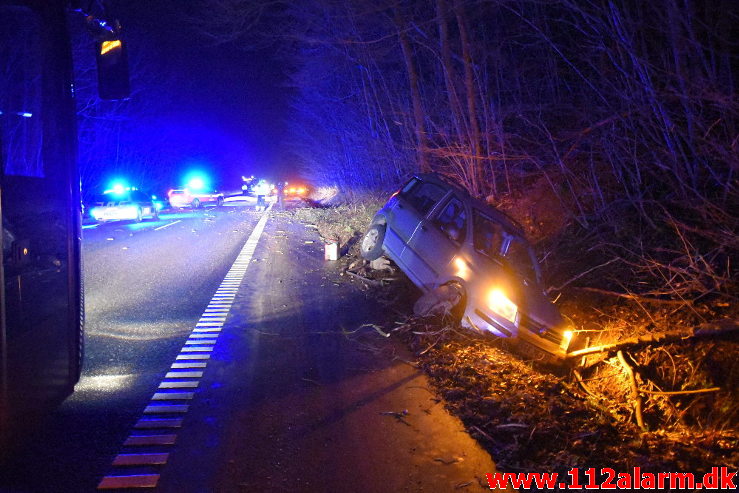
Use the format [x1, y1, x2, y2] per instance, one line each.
[404, 195, 467, 289]
[384, 178, 447, 263]
[1, 3, 82, 432]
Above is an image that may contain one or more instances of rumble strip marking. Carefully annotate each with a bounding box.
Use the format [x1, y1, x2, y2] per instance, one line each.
[97, 205, 271, 490]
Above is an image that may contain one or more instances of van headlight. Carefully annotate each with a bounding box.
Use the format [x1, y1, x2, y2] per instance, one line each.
[561, 329, 574, 350]
[487, 289, 517, 324]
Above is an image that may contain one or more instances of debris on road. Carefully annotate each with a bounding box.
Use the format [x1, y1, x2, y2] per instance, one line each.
[434, 457, 462, 465]
[380, 409, 410, 426]
[369, 257, 392, 271]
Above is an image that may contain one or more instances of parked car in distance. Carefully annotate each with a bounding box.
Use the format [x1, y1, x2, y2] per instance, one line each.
[360, 173, 574, 362]
[89, 187, 159, 222]
[168, 188, 224, 208]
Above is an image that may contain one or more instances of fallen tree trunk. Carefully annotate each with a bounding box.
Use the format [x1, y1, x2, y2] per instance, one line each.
[567, 319, 739, 359]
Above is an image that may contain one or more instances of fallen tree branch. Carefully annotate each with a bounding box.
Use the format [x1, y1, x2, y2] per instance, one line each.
[573, 286, 691, 305]
[568, 319, 739, 359]
[561, 379, 622, 423]
[639, 387, 721, 396]
[548, 258, 620, 293]
[345, 270, 382, 285]
[573, 369, 599, 400]
[618, 350, 645, 431]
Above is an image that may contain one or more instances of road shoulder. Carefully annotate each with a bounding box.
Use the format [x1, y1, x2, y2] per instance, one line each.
[208, 211, 503, 492]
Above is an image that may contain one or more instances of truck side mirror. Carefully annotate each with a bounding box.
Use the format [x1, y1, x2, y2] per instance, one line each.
[95, 38, 130, 100]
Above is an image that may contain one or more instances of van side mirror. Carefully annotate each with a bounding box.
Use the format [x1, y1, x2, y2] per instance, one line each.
[95, 37, 130, 100]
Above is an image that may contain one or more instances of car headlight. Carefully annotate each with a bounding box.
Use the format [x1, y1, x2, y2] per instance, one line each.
[487, 289, 517, 324]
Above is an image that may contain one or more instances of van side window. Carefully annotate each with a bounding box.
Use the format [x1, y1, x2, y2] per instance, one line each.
[505, 238, 538, 283]
[473, 212, 504, 258]
[434, 197, 466, 243]
[403, 182, 446, 216]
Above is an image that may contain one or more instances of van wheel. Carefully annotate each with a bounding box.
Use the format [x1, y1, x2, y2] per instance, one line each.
[413, 283, 465, 321]
[360, 224, 385, 260]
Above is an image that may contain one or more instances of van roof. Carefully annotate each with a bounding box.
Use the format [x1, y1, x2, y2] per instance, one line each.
[415, 173, 527, 239]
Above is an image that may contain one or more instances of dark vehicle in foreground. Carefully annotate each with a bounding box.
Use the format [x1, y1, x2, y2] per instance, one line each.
[89, 187, 160, 222]
[1, 0, 129, 446]
[360, 174, 574, 361]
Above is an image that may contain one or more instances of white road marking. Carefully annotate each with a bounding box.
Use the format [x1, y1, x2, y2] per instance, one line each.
[134, 418, 184, 428]
[98, 475, 160, 489]
[159, 381, 199, 389]
[165, 371, 204, 379]
[144, 404, 189, 413]
[154, 220, 182, 231]
[171, 362, 207, 369]
[151, 392, 195, 400]
[176, 354, 210, 360]
[99, 206, 272, 490]
[113, 453, 169, 466]
[124, 435, 177, 446]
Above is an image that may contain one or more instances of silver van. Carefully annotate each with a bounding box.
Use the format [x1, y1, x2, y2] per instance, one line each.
[360, 174, 574, 361]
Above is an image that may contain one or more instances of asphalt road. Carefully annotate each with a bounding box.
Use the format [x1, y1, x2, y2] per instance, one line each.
[0, 205, 261, 492]
[0, 201, 500, 492]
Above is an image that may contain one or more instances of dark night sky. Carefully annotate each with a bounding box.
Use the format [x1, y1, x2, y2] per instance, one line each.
[117, 1, 290, 188]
